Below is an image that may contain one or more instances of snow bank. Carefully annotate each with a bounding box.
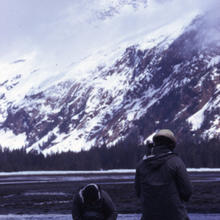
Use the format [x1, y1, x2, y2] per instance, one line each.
[0, 214, 220, 220]
[0, 168, 220, 176]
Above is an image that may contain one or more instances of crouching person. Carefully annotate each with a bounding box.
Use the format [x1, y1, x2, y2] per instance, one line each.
[72, 183, 117, 220]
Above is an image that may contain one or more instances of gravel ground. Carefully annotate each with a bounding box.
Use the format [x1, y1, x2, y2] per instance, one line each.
[0, 172, 220, 215]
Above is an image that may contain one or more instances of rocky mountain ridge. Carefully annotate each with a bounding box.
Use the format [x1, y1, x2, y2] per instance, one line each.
[0, 8, 219, 154]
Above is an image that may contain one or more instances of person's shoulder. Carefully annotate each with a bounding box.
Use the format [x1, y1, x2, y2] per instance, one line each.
[169, 153, 184, 162]
[101, 189, 110, 198]
[136, 157, 146, 169]
[73, 189, 83, 203]
[166, 153, 186, 169]
[100, 189, 116, 210]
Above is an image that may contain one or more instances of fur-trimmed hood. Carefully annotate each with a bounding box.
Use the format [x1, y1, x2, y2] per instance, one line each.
[79, 183, 101, 203]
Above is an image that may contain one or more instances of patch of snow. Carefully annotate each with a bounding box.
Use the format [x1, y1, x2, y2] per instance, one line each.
[0, 129, 27, 150]
[173, 64, 181, 73]
[174, 107, 188, 120]
[202, 115, 220, 139]
[42, 129, 96, 155]
[0, 170, 134, 176]
[187, 102, 210, 131]
[0, 214, 220, 220]
[127, 111, 135, 121]
[138, 11, 199, 51]
[196, 72, 209, 88]
[188, 168, 220, 172]
[1, 168, 220, 177]
[211, 68, 219, 79]
[201, 92, 220, 138]
[124, 98, 147, 122]
[108, 130, 113, 136]
[26, 128, 60, 154]
[23, 192, 68, 196]
[207, 55, 220, 68]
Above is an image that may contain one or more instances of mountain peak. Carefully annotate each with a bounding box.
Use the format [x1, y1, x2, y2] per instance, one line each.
[0, 2, 219, 154]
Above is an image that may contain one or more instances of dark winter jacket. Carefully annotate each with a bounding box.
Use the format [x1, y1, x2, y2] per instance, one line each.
[135, 145, 192, 220]
[72, 185, 117, 220]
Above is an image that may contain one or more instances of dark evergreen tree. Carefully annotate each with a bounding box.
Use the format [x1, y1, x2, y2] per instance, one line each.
[0, 138, 219, 171]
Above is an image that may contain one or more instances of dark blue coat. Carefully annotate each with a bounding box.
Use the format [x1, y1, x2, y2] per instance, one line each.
[72, 186, 117, 220]
[135, 145, 192, 220]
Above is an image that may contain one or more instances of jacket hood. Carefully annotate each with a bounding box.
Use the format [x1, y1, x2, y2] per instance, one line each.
[143, 145, 174, 169]
[79, 184, 101, 203]
[147, 153, 173, 169]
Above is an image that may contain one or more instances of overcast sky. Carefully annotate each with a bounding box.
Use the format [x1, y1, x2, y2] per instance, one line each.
[0, 0, 218, 70]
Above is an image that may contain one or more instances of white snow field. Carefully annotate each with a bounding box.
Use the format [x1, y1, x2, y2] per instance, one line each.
[0, 214, 220, 220]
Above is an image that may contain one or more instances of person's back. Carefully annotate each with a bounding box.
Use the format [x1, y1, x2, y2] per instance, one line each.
[135, 129, 192, 220]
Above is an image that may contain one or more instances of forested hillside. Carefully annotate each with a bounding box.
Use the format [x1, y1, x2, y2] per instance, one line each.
[1, 138, 219, 171]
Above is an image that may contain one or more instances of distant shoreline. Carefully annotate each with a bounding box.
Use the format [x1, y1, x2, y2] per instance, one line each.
[1, 168, 220, 176]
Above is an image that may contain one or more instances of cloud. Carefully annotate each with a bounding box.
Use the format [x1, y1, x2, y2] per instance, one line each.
[0, 0, 219, 70]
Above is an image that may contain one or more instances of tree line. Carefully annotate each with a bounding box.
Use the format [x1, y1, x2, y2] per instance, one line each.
[0, 137, 219, 172]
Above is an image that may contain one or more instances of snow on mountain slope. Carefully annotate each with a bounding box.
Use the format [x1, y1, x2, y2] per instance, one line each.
[0, 0, 219, 154]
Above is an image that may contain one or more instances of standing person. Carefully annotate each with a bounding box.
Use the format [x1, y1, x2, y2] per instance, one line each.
[72, 183, 117, 220]
[135, 129, 192, 220]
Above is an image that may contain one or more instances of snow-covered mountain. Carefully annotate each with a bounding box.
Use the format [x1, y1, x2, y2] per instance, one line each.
[0, 0, 219, 154]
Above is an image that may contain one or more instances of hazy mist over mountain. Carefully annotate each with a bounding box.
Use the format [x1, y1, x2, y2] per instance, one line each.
[0, 0, 219, 68]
